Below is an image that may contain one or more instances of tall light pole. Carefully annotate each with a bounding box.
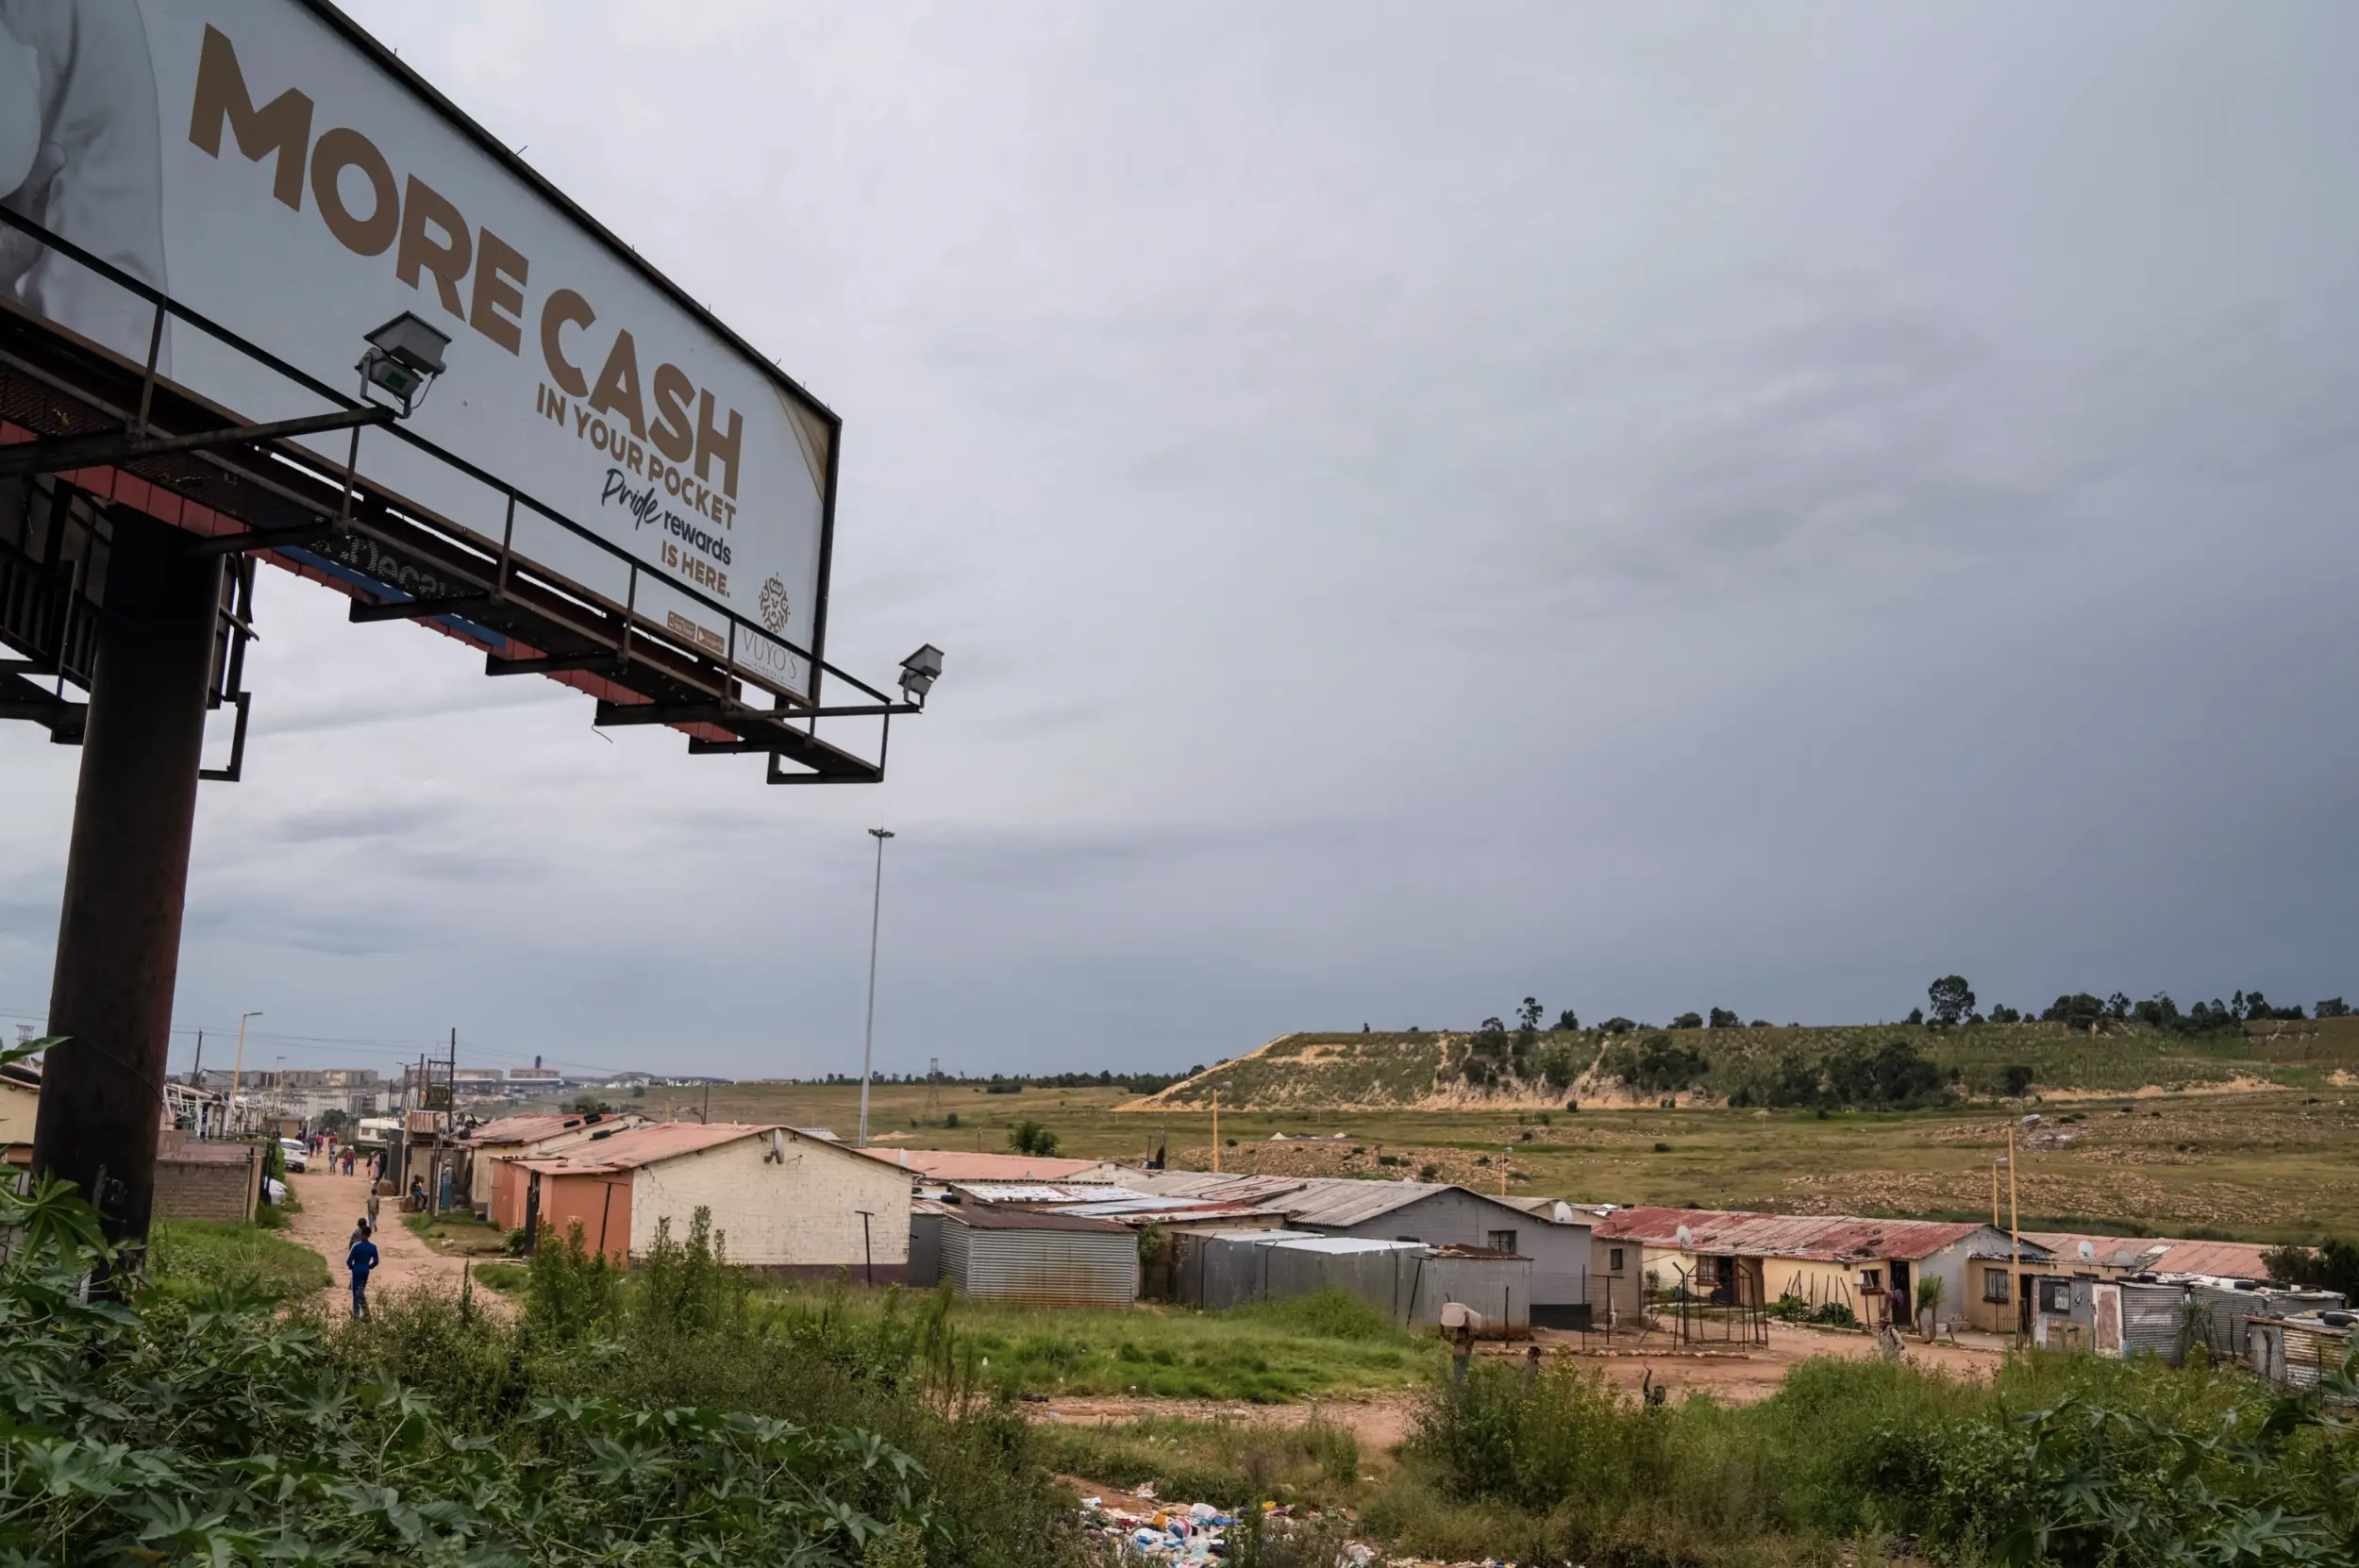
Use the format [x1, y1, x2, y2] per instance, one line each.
[226, 1011, 261, 1135]
[859, 827, 894, 1147]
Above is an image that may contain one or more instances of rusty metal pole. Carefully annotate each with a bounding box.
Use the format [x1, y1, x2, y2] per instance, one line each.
[32, 510, 224, 1266]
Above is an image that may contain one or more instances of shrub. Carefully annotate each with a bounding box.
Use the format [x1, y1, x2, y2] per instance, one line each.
[0, 1177, 1078, 1567]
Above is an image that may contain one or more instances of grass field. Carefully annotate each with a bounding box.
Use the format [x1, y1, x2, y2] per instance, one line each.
[558, 1072, 2359, 1244]
[147, 1218, 331, 1302]
[744, 1284, 1438, 1403]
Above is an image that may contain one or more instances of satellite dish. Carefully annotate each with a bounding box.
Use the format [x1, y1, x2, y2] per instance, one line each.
[2079, 1241, 2096, 1262]
[1676, 1224, 1695, 1248]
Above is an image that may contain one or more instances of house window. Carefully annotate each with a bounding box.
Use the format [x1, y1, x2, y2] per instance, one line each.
[1860, 1269, 1882, 1292]
[1486, 1229, 1517, 1255]
[1983, 1268, 2011, 1304]
[1609, 1247, 1626, 1271]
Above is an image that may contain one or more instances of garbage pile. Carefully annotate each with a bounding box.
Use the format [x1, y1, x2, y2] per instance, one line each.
[1079, 1492, 1381, 1564]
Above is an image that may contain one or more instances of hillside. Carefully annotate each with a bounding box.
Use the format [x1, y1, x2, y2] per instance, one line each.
[1125, 1017, 2359, 1112]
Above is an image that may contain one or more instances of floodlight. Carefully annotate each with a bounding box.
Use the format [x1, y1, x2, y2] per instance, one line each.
[356, 312, 451, 417]
[898, 642, 945, 703]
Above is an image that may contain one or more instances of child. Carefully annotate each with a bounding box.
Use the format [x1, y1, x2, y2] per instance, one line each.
[346, 1221, 379, 1320]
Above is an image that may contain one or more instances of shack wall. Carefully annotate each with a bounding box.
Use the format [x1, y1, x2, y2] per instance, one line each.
[944, 1225, 1138, 1308]
[1409, 1253, 1531, 1335]
[1316, 1189, 1586, 1305]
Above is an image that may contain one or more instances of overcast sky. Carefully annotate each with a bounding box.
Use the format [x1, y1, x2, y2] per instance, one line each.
[6, 2, 2358, 1081]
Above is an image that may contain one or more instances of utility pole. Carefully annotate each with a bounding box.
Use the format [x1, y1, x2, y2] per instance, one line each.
[226, 1011, 262, 1138]
[859, 826, 894, 1147]
[31, 512, 225, 1264]
[2007, 1125, 2021, 1341]
[190, 1029, 203, 1090]
[434, 1027, 455, 1216]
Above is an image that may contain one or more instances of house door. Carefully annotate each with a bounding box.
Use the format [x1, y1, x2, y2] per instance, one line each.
[1890, 1259, 1911, 1324]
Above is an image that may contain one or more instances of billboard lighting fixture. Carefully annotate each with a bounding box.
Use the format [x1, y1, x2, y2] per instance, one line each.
[357, 312, 451, 418]
[897, 643, 944, 706]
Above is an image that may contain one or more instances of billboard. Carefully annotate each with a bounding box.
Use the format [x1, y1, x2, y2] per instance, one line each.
[0, 1, 833, 699]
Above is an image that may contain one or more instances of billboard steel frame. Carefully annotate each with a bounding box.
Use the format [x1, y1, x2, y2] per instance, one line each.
[0, 203, 922, 785]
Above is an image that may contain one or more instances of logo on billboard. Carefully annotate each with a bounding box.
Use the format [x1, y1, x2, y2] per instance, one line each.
[758, 576, 790, 633]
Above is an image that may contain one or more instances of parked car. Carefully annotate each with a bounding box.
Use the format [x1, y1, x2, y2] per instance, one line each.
[277, 1138, 309, 1172]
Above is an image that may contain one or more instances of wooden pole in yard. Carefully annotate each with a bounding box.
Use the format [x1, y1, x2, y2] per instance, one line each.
[2007, 1125, 2021, 1341]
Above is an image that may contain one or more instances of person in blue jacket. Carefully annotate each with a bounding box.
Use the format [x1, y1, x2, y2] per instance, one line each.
[346, 1220, 379, 1320]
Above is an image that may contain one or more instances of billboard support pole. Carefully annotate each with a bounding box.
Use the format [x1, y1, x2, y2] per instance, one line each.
[31, 510, 226, 1270]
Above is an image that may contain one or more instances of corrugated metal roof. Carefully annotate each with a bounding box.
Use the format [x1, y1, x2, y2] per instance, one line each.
[1122, 1171, 1545, 1229]
[1120, 1171, 1313, 1203]
[463, 1112, 611, 1147]
[1596, 1207, 2028, 1263]
[931, 1203, 1130, 1234]
[946, 1183, 1154, 1204]
[1268, 1236, 1426, 1257]
[2024, 1232, 2278, 1281]
[1500, 1196, 1606, 1226]
[511, 1121, 766, 1174]
[1279, 1178, 1449, 1226]
[893, 1150, 1126, 1181]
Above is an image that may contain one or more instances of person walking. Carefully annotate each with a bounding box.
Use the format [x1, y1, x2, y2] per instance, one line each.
[346, 1221, 379, 1320]
[365, 1185, 380, 1233]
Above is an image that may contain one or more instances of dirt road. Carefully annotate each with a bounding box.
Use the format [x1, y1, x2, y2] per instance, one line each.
[286, 1167, 512, 1319]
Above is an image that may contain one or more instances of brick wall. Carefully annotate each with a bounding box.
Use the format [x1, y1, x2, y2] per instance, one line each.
[155, 1147, 260, 1223]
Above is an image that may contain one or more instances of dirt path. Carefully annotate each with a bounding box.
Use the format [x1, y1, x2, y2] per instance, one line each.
[286, 1167, 513, 1319]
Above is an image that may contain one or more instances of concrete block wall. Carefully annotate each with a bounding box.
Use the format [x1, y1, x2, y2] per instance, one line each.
[630, 1131, 911, 1273]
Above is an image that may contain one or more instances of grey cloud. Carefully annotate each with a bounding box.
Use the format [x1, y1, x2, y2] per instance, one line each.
[6, 1, 2358, 1077]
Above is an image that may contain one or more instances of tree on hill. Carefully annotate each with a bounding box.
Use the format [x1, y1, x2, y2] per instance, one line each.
[1601, 1032, 1709, 1095]
[2317, 997, 2349, 1018]
[1517, 998, 1545, 1031]
[1462, 1017, 1513, 1085]
[1599, 1017, 1635, 1034]
[1708, 1007, 1740, 1029]
[1670, 1012, 1703, 1030]
[1988, 1005, 2021, 1024]
[2042, 993, 2106, 1029]
[1927, 976, 1976, 1026]
[1006, 1120, 1060, 1158]
[1555, 1008, 1580, 1031]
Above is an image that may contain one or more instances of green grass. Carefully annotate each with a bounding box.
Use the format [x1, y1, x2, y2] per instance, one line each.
[472, 1261, 529, 1294]
[147, 1218, 329, 1303]
[403, 1209, 515, 1257]
[745, 1284, 1438, 1404]
[1038, 1414, 1362, 1510]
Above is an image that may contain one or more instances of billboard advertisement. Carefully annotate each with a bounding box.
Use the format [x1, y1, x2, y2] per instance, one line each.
[0, 1, 833, 698]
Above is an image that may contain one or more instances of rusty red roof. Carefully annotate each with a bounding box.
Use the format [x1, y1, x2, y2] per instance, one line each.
[1594, 1207, 2030, 1263]
[2024, 1231, 2278, 1281]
